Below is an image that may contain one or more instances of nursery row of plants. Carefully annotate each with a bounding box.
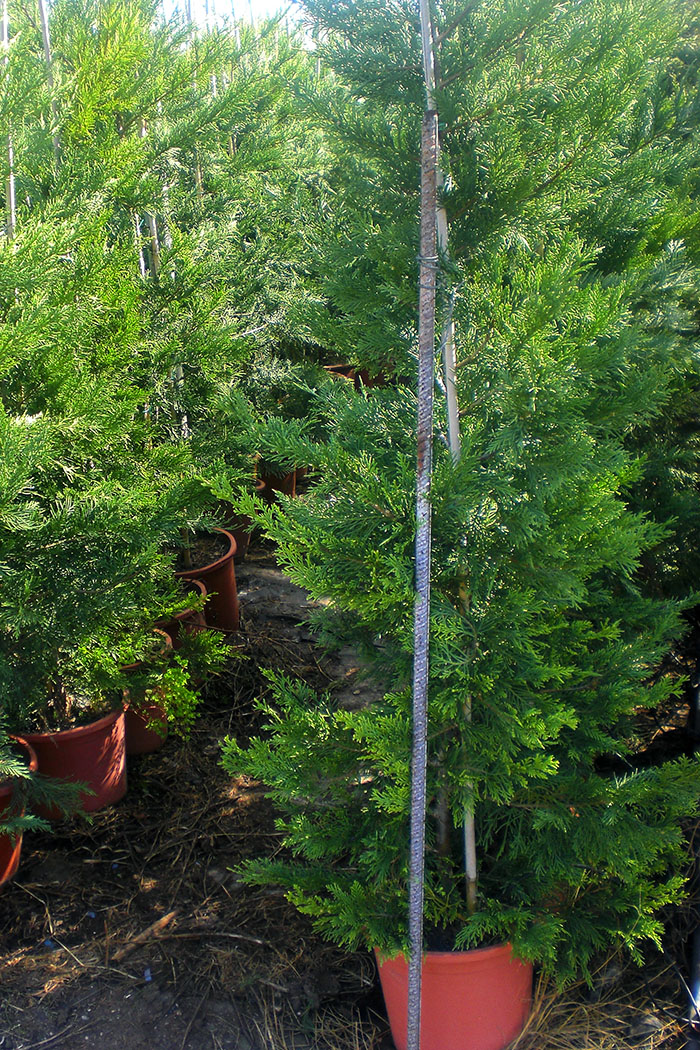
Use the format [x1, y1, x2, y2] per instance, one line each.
[1, 0, 700, 1046]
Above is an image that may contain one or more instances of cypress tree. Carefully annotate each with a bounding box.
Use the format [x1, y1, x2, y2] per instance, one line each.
[224, 0, 700, 980]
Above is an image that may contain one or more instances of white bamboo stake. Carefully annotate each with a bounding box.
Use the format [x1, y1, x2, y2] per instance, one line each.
[419, 0, 477, 918]
[205, 0, 219, 94]
[6, 130, 15, 239]
[230, 3, 241, 47]
[149, 49, 189, 442]
[133, 211, 147, 278]
[420, 0, 460, 463]
[139, 118, 162, 277]
[182, 1, 205, 202]
[1, 0, 15, 240]
[37, 0, 60, 167]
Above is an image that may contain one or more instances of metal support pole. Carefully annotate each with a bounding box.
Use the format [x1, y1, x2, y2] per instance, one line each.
[407, 109, 439, 1050]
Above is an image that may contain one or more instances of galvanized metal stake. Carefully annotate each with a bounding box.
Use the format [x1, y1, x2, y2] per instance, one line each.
[407, 109, 439, 1050]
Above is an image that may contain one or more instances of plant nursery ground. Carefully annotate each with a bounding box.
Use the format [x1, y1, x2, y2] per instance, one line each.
[0, 544, 697, 1050]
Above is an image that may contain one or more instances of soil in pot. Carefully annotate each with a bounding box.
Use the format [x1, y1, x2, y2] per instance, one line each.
[24, 710, 127, 816]
[375, 942, 533, 1050]
[175, 529, 239, 633]
[0, 737, 38, 888]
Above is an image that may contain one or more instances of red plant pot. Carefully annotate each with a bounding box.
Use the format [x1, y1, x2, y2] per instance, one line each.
[155, 580, 207, 649]
[24, 710, 127, 815]
[175, 528, 239, 633]
[259, 468, 297, 501]
[121, 629, 173, 756]
[324, 362, 386, 390]
[124, 701, 168, 756]
[375, 943, 532, 1050]
[227, 481, 266, 563]
[230, 519, 252, 562]
[0, 737, 38, 888]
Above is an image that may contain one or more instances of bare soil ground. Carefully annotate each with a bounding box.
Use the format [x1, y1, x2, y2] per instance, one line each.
[0, 546, 696, 1050]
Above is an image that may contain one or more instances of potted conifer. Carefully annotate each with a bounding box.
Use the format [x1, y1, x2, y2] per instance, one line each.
[223, 0, 700, 1047]
[0, 373, 226, 811]
[0, 733, 40, 887]
[0, 729, 78, 885]
[0, 0, 300, 812]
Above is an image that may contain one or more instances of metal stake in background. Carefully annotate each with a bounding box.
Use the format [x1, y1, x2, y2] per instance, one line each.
[407, 109, 439, 1050]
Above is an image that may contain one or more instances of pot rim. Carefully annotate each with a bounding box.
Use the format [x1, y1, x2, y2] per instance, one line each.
[175, 527, 237, 578]
[123, 698, 167, 718]
[0, 736, 39, 802]
[23, 708, 124, 744]
[121, 628, 174, 673]
[155, 581, 207, 629]
[324, 362, 356, 373]
[375, 941, 520, 966]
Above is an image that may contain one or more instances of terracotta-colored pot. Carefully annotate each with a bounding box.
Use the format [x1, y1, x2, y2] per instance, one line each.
[120, 628, 172, 675]
[155, 581, 207, 649]
[121, 629, 173, 755]
[324, 362, 386, 390]
[375, 943, 532, 1050]
[124, 701, 168, 756]
[25, 710, 127, 815]
[224, 481, 266, 563]
[0, 737, 38, 888]
[175, 528, 239, 633]
[230, 518, 252, 562]
[258, 467, 296, 501]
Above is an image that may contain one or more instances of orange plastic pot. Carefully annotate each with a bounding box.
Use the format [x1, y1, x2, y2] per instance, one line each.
[0, 737, 38, 888]
[226, 481, 266, 563]
[230, 518, 252, 562]
[155, 581, 207, 649]
[259, 467, 297, 501]
[324, 362, 386, 390]
[175, 528, 239, 633]
[124, 701, 168, 756]
[122, 629, 173, 755]
[24, 710, 127, 815]
[375, 942, 532, 1050]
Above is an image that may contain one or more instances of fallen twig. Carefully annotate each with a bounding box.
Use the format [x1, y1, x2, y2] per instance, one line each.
[160, 929, 269, 946]
[111, 910, 178, 962]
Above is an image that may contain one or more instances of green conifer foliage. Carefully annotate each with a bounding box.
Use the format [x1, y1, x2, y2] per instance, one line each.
[0, 2, 257, 733]
[223, 0, 700, 980]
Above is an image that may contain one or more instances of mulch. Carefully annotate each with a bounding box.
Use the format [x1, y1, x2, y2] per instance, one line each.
[0, 547, 697, 1050]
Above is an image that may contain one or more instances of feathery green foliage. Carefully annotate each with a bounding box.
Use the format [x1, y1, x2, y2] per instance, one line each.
[223, 0, 700, 981]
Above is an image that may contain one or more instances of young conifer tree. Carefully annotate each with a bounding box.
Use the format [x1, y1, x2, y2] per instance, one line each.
[0, 1, 237, 734]
[224, 0, 700, 980]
